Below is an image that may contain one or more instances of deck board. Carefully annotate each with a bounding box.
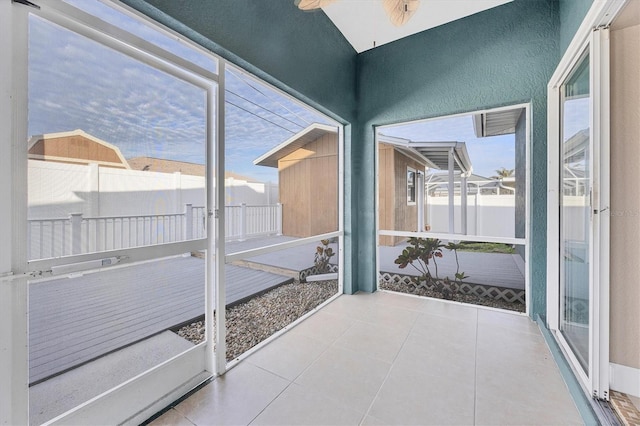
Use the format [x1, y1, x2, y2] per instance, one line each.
[378, 246, 525, 290]
[28, 255, 292, 384]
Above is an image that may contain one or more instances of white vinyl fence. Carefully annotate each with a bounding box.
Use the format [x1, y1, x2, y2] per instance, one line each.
[427, 194, 516, 238]
[28, 203, 282, 260]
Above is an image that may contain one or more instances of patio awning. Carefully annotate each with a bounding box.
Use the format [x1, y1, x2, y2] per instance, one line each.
[377, 136, 473, 173]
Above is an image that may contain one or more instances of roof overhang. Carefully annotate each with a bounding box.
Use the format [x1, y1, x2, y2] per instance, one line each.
[254, 123, 337, 168]
[378, 134, 437, 169]
[472, 107, 525, 138]
[379, 135, 472, 173]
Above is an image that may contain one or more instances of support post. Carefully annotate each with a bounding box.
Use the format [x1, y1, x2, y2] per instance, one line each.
[70, 213, 83, 255]
[184, 203, 193, 240]
[448, 149, 455, 234]
[461, 173, 468, 235]
[240, 203, 247, 241]
[417, 172, 425, 232]
[277, 203, 283, 236]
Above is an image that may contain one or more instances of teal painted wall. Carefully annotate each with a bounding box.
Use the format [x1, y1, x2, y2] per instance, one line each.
[354, 0, 559, 317]
[559, 0, 594, 55]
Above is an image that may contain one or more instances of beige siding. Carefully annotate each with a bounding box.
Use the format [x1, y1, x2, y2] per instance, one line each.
[378, 143, 396, 246]
[29, 135, 126, 168]
[278, 133, 337, 238]
[378, 143, 426, 246]
[610, 2, 640, 370]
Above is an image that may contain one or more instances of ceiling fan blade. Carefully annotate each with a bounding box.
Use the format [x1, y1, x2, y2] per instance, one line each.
[382, 0, 420, 26]
[295, 0, 336, 10]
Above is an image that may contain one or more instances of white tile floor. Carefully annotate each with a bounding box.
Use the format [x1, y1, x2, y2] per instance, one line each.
[149, 291, 583, 425]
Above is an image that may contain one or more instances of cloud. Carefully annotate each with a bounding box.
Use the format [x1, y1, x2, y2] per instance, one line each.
[28, 10, 329, 183]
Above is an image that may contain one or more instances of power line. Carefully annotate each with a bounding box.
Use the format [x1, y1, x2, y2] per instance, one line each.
[225, 89, 304, 130]
[225, 99, 296, 134]
[227, 68, 314, 127]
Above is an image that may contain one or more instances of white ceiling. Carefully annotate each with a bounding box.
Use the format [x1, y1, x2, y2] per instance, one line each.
[320, 0, 513, 53]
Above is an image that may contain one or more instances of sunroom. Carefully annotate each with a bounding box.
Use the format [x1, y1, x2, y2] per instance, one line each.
[1, 0, 638, 424]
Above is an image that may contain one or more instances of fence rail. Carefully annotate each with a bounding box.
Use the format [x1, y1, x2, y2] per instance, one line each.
[28, 203, 282, 260]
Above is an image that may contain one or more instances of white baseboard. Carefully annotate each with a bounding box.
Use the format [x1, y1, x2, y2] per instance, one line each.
[610, 363, 640, 398]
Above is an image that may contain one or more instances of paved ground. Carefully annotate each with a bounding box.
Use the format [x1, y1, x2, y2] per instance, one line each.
[29, 331, 195, 426]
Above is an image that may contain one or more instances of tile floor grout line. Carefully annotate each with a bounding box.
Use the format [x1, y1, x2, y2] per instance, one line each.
[246, 378, 296, 426]
[246, 304, 361, 424]
[358, 302, 422, 425]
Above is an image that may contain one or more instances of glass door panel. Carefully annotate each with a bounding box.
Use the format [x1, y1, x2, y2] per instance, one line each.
[560, 51, 590, 373]
[27, 8, 212, 423]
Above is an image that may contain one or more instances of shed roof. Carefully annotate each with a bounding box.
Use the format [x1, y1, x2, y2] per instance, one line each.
[254, 123, 338, 168]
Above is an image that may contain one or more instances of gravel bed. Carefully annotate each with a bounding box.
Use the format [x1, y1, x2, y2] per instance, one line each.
[380, 280, 525, 313]
[176, 279, 338, 361]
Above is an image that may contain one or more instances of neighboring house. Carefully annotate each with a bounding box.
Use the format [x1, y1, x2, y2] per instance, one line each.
[378, 140, 430, 246]
[254, 123, 338, 238]
[378, 135, 473, 242]
[28, 129, 130, 169]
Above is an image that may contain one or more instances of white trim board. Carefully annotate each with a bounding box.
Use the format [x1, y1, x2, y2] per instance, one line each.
[610, 363, 640, 398]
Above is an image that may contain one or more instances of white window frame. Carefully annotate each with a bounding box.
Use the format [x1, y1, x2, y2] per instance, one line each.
[407, 166, 417, 205]
[546, 0, 625, 400]
[375, 103, 530, 314]
[10, 1, 220, 423]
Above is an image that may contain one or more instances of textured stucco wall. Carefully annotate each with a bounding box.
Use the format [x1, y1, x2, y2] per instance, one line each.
[559, 0, 594, 56]
[355, 0, 559, 317]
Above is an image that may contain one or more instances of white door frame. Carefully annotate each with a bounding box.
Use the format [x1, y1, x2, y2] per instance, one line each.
[6, 1, 219, 423]
[546, 0, 625, 400]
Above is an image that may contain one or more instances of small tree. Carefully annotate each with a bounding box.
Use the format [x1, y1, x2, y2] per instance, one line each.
[394, 238, 471, 300]
[314, 239, 335, 273]
[445, 241, 469, 294]
[394, 237, 444, 287]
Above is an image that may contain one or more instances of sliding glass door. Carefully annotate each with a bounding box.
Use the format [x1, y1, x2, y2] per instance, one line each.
[548, 23, 612, 400]
[13, 1, 218, 423]
[559, 51, 591, 374]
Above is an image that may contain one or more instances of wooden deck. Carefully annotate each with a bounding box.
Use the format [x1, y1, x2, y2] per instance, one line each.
[378, 246, 525, 290]
[28, 255, 292, 385]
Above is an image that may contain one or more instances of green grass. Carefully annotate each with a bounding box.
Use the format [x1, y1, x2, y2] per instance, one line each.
[455, 241, 516, 254]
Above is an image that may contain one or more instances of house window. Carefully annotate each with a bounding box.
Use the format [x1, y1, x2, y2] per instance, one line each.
[407, 167, 417, 205]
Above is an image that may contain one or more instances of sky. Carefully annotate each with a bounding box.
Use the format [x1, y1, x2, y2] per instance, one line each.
[28, 0, 329, 183]
[29, 0, 515, 183]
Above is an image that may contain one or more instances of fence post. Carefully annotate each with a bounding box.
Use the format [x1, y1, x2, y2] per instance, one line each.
[277, 203, 283, 236]
[240, 203, 247, 241]
[184, 203, 193, 240]
[70, 213, 83, 255]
